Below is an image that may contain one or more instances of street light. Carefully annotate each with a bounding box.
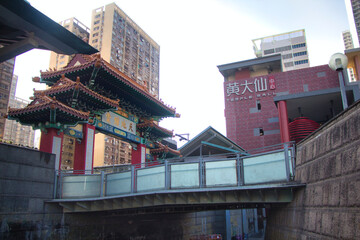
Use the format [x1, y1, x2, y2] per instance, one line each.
[329, 53, 348, 109]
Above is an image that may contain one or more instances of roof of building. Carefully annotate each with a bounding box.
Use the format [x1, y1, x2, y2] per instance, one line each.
[217, 54, 282, 77]
[150, 141, 181, 158]
[0, 0, 97, 62]
[40, 54, 178, 119]
[137, 120, 173, 139]
[7, 95, 89, 128]
[33, 75, 119, 112]
[179, 126, 246, 157]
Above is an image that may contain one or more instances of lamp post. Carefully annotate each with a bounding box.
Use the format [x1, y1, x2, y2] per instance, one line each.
[329, 53, 348, 109]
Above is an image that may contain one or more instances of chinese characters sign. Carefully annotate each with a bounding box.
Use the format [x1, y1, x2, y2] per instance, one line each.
[101, 111, 136, 135]
[226, 76, 276, 102]
[95, 119, 141, 143]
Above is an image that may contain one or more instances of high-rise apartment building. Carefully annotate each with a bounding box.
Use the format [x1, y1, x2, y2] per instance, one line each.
[4, 97, 35, 147]
[252, 29, 309, 71]
[49, 18, 90, 70]
[89, 3, 161, 167]
[342, 30, 356, 82]
[0, 58, 15, 138]
[351, 0, 360, 45]
[342, 30, 355, 49]
[89, 3, 160, 98]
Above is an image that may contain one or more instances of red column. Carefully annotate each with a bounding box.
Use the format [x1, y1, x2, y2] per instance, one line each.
[39, 128, 64, 170]
[131, 143, 146, 168]
[277, 100, 290, 143]
[73, 124, 96, 173]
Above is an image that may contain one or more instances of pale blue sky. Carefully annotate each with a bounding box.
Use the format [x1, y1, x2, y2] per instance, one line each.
[14, 0, 350, 146]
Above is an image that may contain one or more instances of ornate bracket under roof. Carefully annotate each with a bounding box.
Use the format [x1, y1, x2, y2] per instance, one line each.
[7, 95, 89, 130]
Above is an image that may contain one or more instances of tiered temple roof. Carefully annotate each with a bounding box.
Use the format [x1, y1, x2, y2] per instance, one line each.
[40, 54, 178, 119]
[7, 95, 89, 129]
[33, 75, 119, 113]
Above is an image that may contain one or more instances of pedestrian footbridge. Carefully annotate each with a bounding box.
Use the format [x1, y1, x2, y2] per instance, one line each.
[50, 143, 304, 213]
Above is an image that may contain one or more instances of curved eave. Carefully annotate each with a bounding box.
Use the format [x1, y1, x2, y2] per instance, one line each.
[138, 123, 173, 138]
[35, 85, 119, 111]
[150, 148, 180, 157]
[40, 61, 176, 118]
[8, 106, 88, 126]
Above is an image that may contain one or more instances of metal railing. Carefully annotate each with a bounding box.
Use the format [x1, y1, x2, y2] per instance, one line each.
[53, 142, 295, 199]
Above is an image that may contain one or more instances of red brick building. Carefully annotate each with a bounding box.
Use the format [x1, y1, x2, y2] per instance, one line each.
[218, 54, 359, 150]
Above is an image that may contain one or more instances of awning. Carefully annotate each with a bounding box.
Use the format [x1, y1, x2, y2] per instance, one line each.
[0, 0, 98, 62]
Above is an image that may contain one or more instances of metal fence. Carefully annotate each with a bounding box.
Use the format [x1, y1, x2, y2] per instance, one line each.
[54, 142, 295, 199]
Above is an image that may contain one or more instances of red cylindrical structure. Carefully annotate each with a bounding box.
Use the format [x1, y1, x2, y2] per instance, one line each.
[277, 100, 290, 143]
[289, 117, 320, 143]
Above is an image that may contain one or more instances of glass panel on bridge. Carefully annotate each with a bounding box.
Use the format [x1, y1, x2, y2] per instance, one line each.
[170, 162, 200, 189]
[205, 159, 237, 187]
[62, 175, 102, 198]
[243, 151, 287, 184]
[136, 166, 165, 192]
[106, 171, 132, 196]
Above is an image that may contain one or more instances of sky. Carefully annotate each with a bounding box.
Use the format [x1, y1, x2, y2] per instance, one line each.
[14, 0, 351, 147]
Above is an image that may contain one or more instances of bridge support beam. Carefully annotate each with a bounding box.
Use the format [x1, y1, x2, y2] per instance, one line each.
[50, 184, 303, 213]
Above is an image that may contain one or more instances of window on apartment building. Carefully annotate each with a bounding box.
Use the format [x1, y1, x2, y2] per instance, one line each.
[0, 93, 8, 99]
[294, 59, 309, 65]
[93, 26, 100, 31]
[92, 39, 98, 43]
[92, 33, 99, 37]
[282, 53, 293, 60]
[293, 51, 307, 57]
[264, 49, 275, 55]
[292, 43, 306, 49]
[284, 62, 294, 67]
[275, 45, 291, 52]
[94, 20, 100, 25]
[0, 83, 8, 90]
[95, 14, 101, 19]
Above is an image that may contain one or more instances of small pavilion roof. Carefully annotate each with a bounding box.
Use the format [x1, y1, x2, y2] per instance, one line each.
[7, 95, 89, 128]
[0, 0, 97, 62]
[39, 54, 178, 119]
[150, 142, 181, 158]
[137, 120, 173, 139]
[179, 126, 246, 157]
[33, 75, 119, 112]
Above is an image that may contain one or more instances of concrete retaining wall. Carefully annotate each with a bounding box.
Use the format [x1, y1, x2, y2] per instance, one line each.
[0, 143, 64, 240]
[266, 100, 360, 239]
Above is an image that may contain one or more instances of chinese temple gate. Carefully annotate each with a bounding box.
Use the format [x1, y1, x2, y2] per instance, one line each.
[7, 54, 180, 171]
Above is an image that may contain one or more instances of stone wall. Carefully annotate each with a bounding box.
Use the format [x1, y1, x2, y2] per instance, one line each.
[0, 143, 64, 239]
[266, 100, 360, 239]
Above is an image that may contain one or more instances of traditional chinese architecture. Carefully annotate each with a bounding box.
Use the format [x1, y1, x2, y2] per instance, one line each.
[7, 54, 179, 171]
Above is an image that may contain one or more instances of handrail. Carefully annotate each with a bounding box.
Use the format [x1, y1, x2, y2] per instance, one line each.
[54, 142, 296, 199]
